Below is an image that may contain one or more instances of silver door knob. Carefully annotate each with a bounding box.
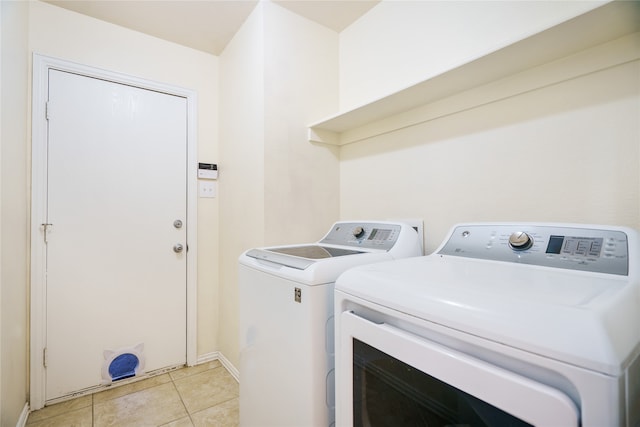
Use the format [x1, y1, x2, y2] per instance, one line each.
[173, 243, 184, 253]
[173, 220, 183, 229]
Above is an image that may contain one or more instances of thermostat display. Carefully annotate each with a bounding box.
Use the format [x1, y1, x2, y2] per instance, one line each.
[198, 163, 218, 179]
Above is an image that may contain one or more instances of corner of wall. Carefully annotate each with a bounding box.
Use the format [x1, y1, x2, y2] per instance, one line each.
[1, 0, 30, 425]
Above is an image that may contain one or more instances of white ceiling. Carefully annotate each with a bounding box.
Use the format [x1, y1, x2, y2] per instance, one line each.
[43, 0, 380, 56]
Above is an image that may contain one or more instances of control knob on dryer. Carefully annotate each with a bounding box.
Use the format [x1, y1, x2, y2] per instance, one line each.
[353, 226, 365, 239]
[508, 231, 533, 251]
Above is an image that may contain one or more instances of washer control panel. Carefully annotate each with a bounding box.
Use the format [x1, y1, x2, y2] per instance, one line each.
[438, 224, 632, 275]
[320, 222, 402, 251]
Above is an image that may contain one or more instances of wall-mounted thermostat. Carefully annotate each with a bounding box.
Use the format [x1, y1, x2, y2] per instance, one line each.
[198, 163, 218, 180]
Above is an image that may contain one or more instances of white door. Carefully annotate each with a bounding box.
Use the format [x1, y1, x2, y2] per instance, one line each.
[45, 69, 187, 400]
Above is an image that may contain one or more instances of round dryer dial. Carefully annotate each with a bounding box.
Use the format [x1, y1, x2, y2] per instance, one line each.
[508, 231, 534, 251]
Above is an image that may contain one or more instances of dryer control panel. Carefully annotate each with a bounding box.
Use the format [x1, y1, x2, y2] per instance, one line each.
[438, 223, 634, 275]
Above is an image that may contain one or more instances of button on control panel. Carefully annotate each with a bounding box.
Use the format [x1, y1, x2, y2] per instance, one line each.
[438, 224, 631, 275]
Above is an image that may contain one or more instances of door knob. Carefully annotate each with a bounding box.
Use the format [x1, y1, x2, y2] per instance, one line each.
[173, 220, 183, 229]
[173, 243, 184, 253]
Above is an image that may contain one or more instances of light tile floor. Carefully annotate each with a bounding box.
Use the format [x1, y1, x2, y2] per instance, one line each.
[26, 361, 239, 427]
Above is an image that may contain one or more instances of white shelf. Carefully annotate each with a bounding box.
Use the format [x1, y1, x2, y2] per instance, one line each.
[309, 1, 640, 146]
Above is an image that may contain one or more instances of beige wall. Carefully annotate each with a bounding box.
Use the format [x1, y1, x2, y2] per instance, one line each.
[341, 59, 640, 253]
[338, 1, 640, 253]
[219, 2, 267, 371]
[262, 2, 339, 244]
[219, 1, 339, 368]
[1, 1, 30, 424]
[339, 0, 605, 110]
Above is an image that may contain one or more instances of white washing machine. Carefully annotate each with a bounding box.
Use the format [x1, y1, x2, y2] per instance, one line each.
[335, 223, 640, 426]
[238, 221, 423, 427]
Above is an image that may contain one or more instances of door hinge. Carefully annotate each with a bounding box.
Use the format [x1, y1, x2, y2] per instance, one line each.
[45, 101, 50, 120]
[42, 223, 53, 243]
[43, 347, 48, 368]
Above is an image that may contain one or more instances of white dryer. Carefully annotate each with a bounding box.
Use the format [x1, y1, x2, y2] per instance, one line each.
[238, 221, 422, 427]
[335, 223, 640, 427]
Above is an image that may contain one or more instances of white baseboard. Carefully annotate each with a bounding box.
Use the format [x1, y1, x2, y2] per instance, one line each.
[217, 352, 239, 382]
[196, 351, 239, 383]
[196, 351, 220, 365]
[16, 402, 29, 427]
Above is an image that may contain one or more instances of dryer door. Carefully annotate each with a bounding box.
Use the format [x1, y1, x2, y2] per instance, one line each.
[337, 311, 579, 427]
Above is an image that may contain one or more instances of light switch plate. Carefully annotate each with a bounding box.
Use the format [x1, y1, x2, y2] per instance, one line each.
[199, 181, 216, 198]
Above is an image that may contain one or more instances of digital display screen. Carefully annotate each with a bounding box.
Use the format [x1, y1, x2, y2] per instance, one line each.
[368, 228, 392, 241]
[546, 236, 564, 254]
[545, 235, 603, 257]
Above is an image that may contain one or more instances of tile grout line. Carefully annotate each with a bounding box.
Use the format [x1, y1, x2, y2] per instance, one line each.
[170, 362, 238, 426]
[171, 370, 195, 426]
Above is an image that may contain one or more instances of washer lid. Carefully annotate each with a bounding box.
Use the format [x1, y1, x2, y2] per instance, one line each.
[246, 245, 364, 270]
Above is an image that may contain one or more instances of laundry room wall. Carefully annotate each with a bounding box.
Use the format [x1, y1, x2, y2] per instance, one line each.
[219, 3, 266, 373]
[1, 1, 30, 425]
[262, 2, 340, 244]
[28, 0, 221, 361]
[337, 1, 640, 254]
[219, 1, 339, 369]
[339, 0, 605, 111]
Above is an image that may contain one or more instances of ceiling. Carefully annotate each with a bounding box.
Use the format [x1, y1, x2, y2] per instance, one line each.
[43, 0, 380, 56]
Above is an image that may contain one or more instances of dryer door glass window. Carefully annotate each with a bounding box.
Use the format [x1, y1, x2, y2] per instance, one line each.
[353, 339, 531, 427]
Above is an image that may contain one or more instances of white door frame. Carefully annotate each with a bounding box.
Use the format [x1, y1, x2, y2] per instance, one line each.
[30, 53, 198, 410]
